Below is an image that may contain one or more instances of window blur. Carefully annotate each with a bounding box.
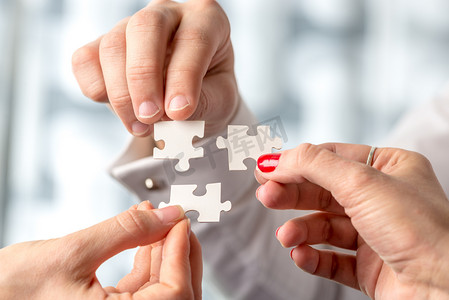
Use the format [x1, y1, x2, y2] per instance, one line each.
[1, 0, 449, 297]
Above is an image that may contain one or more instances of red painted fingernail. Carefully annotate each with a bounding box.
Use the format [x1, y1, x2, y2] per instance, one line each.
[290, 248, 295, 260]
[275, 226, 280, 237]
[257, 153, 281, 172]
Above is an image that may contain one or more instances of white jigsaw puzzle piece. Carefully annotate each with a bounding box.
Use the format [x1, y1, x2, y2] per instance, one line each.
[154, 121, 205, 172]
[216, 125, 283, 170]
[159, 183, 231, 222]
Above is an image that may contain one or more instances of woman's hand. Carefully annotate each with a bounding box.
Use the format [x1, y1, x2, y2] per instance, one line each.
[0, 201, 202, 300]
[255, 143, 449, 299]
[72, 0, 238, 136]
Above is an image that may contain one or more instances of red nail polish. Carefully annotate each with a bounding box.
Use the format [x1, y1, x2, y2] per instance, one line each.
[275, 226, 280, 237]
[290, 248, 294, 260]
[257, 153, 281, 172]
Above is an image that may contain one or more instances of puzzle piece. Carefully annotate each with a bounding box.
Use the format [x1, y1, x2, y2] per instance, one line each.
[154, 121, 205, 172]
[159, 183, 231, 222]
[216, 125, 283, 170]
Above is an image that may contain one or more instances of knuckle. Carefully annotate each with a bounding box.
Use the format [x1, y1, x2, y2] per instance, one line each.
[261, 195, 280, 210]
[72, 46, 107, 102]
[167, 68, 196, 84]
[318, 189, 333, 211]
[108, 93, 132, 113]
[128, 8, 168, 33]
[322, 215, 332, 242]
[194, 0, 218, 6]
[115, 210, 148, 239]
[194, 0, 230, 34]
[329, 252, 339, 280]
[413, 151, 432, 169]
[193, 0, 225, 18]
[72, 45, 97, 71]
[82, 81, 107, 102]
[347, 168, 373, 189]
[127, 64, 160, 82]
[295, 143, 317, 166]
[175, 27, 211, 47]
[99, 31, 125, 56]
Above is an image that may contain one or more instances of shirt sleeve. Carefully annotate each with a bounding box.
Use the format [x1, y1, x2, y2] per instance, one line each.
[109, 100, 369, 300]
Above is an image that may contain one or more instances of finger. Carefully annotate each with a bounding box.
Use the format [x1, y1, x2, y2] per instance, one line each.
[319, 142, 376, 165]
[125, 5, 181, 124]
[256, 143, 383, 210]
[138, 219, 194, 299]
[256, 143, 375, 185]
[256, 180, 345, 215]
[134, 201, 164, 286]
[291, 245, 359, 290]
[115, 246, 152, 293]
[164, 1, 233, 121]
[99, 17, 151, 136]
[72, 37, 108, 102]
[149, 240, 164, 285]
[189, 232, 203, 300]
[115, 201, 154, 293]
[277, 213, 358, 250]
[159, 219, 192, 290]
[63, 205, 184, 277]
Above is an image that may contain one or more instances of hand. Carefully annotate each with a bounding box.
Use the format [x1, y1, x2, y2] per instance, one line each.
[255, 143, 449, 299]
[0, 201, 202, 300]
[72, 0, 238, 137]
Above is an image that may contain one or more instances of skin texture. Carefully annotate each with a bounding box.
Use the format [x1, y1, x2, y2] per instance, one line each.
[72, 1, 449, 298]
[255, 143, 449, 299]
[0, 202, 203, 300]
[72, 0, 239, 137]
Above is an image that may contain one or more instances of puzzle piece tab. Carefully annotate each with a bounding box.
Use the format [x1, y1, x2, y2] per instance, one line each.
[159, 183, 231, 222]
[216, 125, 283, 170]
[154, 121, 205, 172]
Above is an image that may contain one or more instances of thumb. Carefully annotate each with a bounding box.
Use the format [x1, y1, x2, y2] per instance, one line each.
[62, 205, 185, 275]
[256, 143, 387, 210]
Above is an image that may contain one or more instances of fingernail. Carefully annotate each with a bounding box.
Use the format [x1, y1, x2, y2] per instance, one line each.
[153, 205, 185, 224]
[257, 153, 281, 172]
[169, 95, 190, 111]
[139, 101, 160, 119]
[275, 226, 280, 238]
[132, 121, 150, 136]
[290, 248, 295, 260]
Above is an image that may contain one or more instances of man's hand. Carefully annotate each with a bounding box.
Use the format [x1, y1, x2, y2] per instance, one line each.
[0, 201, 202, 300]
[72, 0, 239, 136]
[255, 143, 449, 299]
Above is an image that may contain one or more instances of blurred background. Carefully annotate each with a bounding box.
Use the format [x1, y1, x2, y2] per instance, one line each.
[1, 0, 449, 296]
